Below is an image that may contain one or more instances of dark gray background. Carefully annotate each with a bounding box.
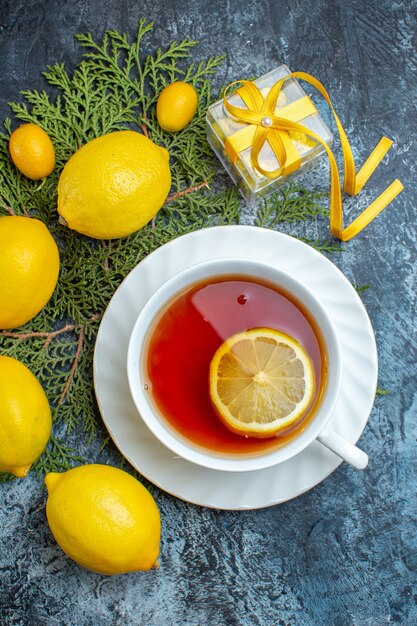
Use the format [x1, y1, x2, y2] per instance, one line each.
[1, 1, 416, 625]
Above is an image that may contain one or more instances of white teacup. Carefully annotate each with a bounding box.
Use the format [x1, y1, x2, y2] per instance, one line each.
[127, 258, 368, 472]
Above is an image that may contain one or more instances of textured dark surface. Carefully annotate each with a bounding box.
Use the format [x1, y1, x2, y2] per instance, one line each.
[0, 1, 416, 625]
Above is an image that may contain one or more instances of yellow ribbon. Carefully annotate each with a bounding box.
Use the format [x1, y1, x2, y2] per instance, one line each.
[225, 93, 317, 176]
[223, 72, 404, 241]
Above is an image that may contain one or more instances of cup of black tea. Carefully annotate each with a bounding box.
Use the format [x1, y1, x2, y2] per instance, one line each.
[127, 258, 368, 471]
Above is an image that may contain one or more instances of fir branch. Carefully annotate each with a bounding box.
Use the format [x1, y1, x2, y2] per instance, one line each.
[32, 435, 84, 475]
[58, 327, 84, 405]
[184, 55, 226, 86]
[254, 183, 328, 228]
[0, 20, 237, 479]
[0, 323, 78, 343]
[298, 237, 345, 254]
[354, 284, 371, 293]
[0, 472, 16, 484]
[165, 181, 209, 203]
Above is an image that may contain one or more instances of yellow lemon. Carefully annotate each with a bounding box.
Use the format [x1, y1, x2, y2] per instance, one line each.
[9, 123, 55, 180]
[209, 328, 315, 438]
[57, 130, 171, 239]
[0, 355, 52, 478]
[45, 464, 161, 575]
[156, 82, 198, 132]
[0, 216, 60, 329]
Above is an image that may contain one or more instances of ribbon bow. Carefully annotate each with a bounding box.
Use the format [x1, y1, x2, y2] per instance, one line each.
[223, 72, 404, 241]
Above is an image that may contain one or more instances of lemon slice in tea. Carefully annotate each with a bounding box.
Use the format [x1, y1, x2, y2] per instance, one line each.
[209, 328, 316, 438]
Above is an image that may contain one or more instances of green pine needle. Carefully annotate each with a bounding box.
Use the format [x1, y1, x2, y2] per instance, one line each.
[0, 472, 16, 484]
[297, 237, 345, 254]
[254, 183, 329, 228]
[33, 436, 84, 476]
[354, 283, 371, 293]
[0, 21, 350, 481]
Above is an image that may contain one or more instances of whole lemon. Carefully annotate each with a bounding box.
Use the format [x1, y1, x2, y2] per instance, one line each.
[0, 216, 60, 329]
[57, 131, 171, 239]
[45, 464, 161, 575]
[156, 82, 198, 132]
[0, 355, 52, 478]
[9, 123, 55, 180]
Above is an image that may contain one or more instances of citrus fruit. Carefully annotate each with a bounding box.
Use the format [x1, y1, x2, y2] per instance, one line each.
[45, 464, 161, 575]
[9, 123, 55, 180]
[57, 130, 171, 239]
[0, 355, 52, 478]
[209, 328, 316, 438]
[156, 82, 198, 132]
[0, 216, 60, 329]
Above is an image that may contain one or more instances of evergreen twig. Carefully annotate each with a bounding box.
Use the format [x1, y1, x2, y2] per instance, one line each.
[254, 183, 329, 228]
[354, 284, 370, 293]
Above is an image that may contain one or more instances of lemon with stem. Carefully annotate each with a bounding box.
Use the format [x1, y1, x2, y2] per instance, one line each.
[45, 464, 161, 575]
[57, 131, 171, 239]
[0, 355, 52, 478]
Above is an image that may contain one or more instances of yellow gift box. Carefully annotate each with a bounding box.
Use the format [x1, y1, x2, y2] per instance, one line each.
[206, 65, 403, 241]
[206, 65, 333, 204]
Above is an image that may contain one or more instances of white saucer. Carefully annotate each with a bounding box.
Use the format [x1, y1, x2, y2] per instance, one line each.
[93, 226, 378, 510]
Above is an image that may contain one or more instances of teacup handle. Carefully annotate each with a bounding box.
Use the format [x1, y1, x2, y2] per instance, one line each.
[316, 428, 368, 470]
